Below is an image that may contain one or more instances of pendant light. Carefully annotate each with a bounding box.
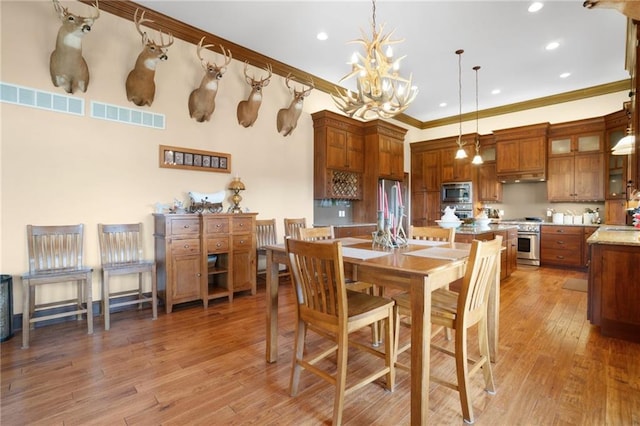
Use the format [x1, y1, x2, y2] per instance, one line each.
[612, 80, 636, 156]
[471, 65, 484, 165]
[454, 49, 467, 160]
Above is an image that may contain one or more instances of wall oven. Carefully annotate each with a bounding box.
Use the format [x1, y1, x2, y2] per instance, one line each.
[441, 182, 472, 204]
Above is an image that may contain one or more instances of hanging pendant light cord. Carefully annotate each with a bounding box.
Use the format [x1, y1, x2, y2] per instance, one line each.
[475, 66, 479, 135]
[456, 49, 463, 145]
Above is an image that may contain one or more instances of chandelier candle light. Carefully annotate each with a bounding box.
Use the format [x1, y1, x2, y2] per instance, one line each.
[454, 49, 467, 160]
[332, 0, 418, 120]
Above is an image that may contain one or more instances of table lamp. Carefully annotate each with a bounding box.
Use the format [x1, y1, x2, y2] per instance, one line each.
[228, 176, 246, 213]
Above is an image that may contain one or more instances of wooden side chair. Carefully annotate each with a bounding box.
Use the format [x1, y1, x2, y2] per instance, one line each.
[284, 217, 307, 240]
[98, 223, 157, 331]
[286, 239, 395, 426]
[298, 225, 334, 241]
[393, 235, 502, 424]
[21, 224, 93, 348]
[256, 218, 290, 282]
[409, 225, 456, 242]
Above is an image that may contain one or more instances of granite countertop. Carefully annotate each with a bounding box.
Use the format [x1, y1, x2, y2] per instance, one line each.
[541, 222, 599, 227]
[455, 224, 518, 235]
[587, 225, 640, 246]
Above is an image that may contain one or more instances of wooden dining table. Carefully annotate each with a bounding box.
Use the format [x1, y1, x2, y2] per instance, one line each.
[264, 236, 500, 426]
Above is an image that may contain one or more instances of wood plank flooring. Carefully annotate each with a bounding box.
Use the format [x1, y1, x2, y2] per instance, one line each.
[2, 266, 639, 425]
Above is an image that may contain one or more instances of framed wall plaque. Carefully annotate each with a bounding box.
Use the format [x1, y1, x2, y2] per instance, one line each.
[159, 145, 231, 173]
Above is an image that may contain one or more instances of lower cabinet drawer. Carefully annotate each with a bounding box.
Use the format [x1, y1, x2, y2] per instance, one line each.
[207, 237, 229, 253]
[542, 234, 581, 251]
[541, 248, 582, 267]
[170, 238, 200, 255]
[233, 234, 252, 250]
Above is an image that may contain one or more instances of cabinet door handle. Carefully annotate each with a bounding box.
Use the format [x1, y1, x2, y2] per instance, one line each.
[557, 241, 564, 244]
[556, 255, 564, 259]
[215, 224, 221, 228]
[184, 244, 190, 248]
[239, 223, 244, 227]
[197, 273, 201, 277]
[184, 224, 190, 228]
[216, 242, 222, 248]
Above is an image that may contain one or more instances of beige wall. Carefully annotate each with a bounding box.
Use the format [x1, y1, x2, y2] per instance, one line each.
[0, 1, 627, 313]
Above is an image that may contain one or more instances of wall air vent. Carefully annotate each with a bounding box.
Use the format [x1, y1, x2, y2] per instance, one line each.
[0, 82, 83, 116]
[91, 101, 165, 129]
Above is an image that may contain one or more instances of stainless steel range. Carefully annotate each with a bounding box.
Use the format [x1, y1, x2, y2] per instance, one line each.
[501, 217, 543, 266]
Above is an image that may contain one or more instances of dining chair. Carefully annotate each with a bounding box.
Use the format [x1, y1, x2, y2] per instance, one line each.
[98, 223, 157, 331]
[409, 225, 456, 243]
[393, 235, 502, 424]
[297, 225, 334, 241]
[21, 224, 93, 348]
[286, 238, 395, 426]
[283, 217, 306, 240]
[256, 218, 290, 282]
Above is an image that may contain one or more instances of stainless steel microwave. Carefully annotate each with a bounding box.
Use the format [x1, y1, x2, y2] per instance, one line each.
[441, 182, 472, 204]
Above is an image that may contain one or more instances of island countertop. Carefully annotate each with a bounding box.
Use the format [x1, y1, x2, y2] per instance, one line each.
[586, 225, 640, 246]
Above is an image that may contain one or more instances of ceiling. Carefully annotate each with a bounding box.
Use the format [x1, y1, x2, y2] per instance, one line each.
[134, 0, 630, 126]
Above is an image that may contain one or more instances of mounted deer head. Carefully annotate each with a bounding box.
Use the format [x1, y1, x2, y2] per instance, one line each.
[49, 0, 99, 93]
[237, 62, 272, 128]
[125, 9, 174, 107]
[277, 74, 314, 137]
[188, 37, 232, 122]
[583, 0, 640, 20]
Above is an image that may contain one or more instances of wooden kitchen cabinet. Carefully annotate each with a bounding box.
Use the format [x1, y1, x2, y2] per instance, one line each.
[411, 150, 440, 192]
[312, 110, 364, 199]
[605, 199, 628, 225]
[582, 226, 598, 267]
[540, 225, 583, 268]
[441, 146, 473, 182]
[494, 123, 549, 181]
[477, 162, 502, 202]
[411, 190, 440, 226]
[494, 227, 518, 279]
[154, 213, 257, 313]
[377, 134, 404, 180]
[333, 225, 377, 238]
[547, 117, 605, 202]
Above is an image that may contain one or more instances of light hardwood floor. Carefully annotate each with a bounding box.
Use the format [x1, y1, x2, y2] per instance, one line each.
[1, 266, 639, 425]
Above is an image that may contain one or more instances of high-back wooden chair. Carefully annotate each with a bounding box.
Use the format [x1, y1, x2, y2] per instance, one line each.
[255, 218, 290, 282]
[284, 218, 307, 240]
[409, 225, 455, 242]
[298, 226, 334, 241]
[393, 235, 502, 424]
[21, 224, 93, 348]
[286, 239, 395, 425]
[98, 223, 157, 331]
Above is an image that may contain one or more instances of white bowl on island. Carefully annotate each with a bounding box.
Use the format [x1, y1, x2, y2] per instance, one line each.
[435, 220, 462, 229]
[475, 217, 492, 227]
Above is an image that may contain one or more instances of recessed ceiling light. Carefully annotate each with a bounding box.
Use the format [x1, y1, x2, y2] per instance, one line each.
[560, 72, 571, 78]
[316, 32, 328, 41]
[439, 102, 447, 107]
[491, 89, 501, 95]
[546, 41, 560, 50]
[528, 2, 544, 13]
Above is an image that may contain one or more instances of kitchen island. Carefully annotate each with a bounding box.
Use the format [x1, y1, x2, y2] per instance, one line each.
[454, 224, 519, 279]
[587, 226, 640, 342]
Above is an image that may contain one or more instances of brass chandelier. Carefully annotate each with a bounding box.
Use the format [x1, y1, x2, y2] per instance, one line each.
[332, 0, 418, 120]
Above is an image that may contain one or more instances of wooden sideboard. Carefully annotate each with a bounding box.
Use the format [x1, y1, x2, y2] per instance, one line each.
[153, 213, 257, 313]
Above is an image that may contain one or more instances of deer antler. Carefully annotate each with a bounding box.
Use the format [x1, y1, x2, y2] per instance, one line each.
[133, 9, 174, 47]
[196, 37, 232, 71]
[53, 0, 100, 21]
[285, 73, 314, 95]
[244, 62, 272, 85]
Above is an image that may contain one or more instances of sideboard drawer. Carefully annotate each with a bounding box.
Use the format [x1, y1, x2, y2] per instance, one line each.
[204, 217, 230, 234]
[169, 218, 200, 236]
[170, 238, 201, 255]
[207, 237, 230, 253]
[233, 234, 252, 251]
[232, 217, 253, 233]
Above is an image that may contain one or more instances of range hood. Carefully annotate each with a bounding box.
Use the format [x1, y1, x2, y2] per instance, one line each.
[498, 173, 546, 184]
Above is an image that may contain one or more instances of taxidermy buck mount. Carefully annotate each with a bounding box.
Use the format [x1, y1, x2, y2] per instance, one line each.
[276, 74, 314, 137]
[125, 9, 174, 107]
[49, 0, 100, 94]
[583, 0, 640, 21]
[237, 62, 272, 127]
[188, 37, 232, 122]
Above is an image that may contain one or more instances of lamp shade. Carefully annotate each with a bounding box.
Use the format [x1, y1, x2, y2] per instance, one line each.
[228, 177, 245, 191]
[612, 133, 635, 156]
